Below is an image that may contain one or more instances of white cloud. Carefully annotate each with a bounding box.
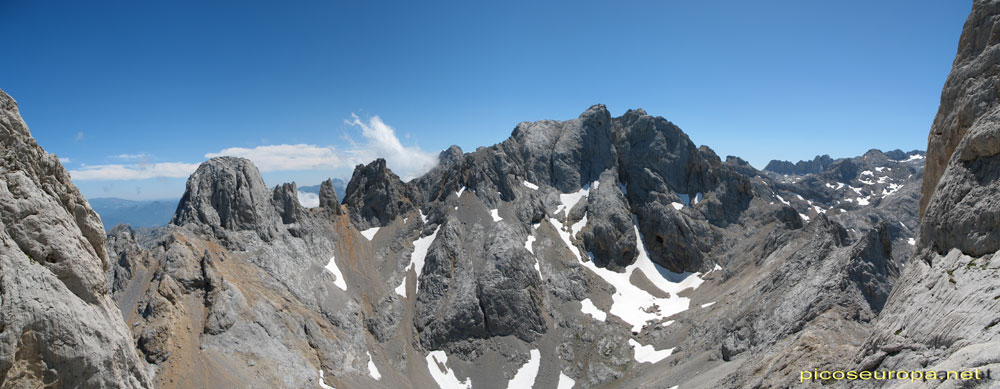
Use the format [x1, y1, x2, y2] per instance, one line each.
[343, 114, 437, 180]
[75, 131, 84, 141]
[68, 113, 439, 182]
[297, 191, 320, 208]
[205, 144, 344, 173]
[69, 162, 199, 180]
[58, 157, 71, 163]
[114, 153, 150, 160]
[202, 114, 437, 180]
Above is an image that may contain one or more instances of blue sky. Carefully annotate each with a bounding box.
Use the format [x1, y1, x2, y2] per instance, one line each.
[0, 1, 971, 200]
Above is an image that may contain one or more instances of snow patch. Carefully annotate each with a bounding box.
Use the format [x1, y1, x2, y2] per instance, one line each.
[908, 238, 916, 246]
[883, 183, 902, 197]
[671, 202, 684, 210]
[523, 181, 539, 190]
[366, 352, 382, 380]
[318, 369, 335, 389]
[506, 349, 541, 389]
[426, 351, 472, 389]
[361, 227, 380, 241]
[490, 209, 503, 222]
[525, 234, 541, 278]
[324, 255, 347, 291]
[776, 194, 790, 205]
[571, 214, 588, 236]
[395, 226, 441, 298]
[456, 186, 467, 197]
[904, 154, 925, 162]
[555, 216, 706, 333]
[550, 218, 581, 261]
[861, 170, 874, 176]
[701, 302, 716, 308]
[629, 339, 673, 364]
[557, 372, 576, 389]
[555, 183, 594, 216]
[580, 298, 607, 321]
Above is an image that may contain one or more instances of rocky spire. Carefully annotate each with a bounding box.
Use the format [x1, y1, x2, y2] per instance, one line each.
[318, 178, 341, 213]
[341, 158, 416, 230]
[272, 182, 304, 224]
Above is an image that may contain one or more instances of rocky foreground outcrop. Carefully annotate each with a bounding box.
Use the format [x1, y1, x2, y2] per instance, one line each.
[0, 90, 151, 387]
[854, 1, 1000, 385]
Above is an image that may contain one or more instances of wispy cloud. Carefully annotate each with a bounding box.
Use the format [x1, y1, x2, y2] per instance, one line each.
[342, 113, 437, 179]
[69, 162, 200, 180]
[114, 153, 150, 160]
[204, 144, 344, 172]
[58, 157, 71, 163]
[75, 131, 85, 141]
[68, 113, 439, 181]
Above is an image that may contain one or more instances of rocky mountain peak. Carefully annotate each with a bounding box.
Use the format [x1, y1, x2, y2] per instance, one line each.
[171, 156, 280, 240]
[438, 144, 464, 166]
[764, 154, 834, 175]
[342, 158, 416, 230]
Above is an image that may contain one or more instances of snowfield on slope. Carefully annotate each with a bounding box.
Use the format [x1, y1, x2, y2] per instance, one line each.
[324, 254, 347, 291]
[506, 349, 541, 389]
[395, 225, 442, 298]
[550, 183, 709, 333]
[426, 351, 472, 389]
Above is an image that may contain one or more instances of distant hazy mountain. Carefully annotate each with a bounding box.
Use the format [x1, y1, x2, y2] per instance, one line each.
[89, 197, 178, 230]
[299, 178, 346, 198]
[297, 178, 347, 207]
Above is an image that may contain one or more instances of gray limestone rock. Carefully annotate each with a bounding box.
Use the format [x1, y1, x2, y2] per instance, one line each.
[580, 170, 637, 271]
[342, 158, 417, 230]
[854, 2, 1000, 384]
[318, 178, 342, 213]
[0, 89, 152, 388]
[171, 156, 281, 242]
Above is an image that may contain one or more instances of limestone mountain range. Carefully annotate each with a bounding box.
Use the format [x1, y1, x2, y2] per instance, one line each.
[1, 1, 999, 388]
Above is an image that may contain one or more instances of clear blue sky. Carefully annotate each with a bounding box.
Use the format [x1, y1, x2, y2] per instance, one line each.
[0, 1, 971, 200]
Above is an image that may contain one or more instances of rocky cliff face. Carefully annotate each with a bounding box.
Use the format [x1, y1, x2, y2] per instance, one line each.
[855, 1, 1000, 385]
[0, 90, 151, 387]
[921, 0, 1000, 218]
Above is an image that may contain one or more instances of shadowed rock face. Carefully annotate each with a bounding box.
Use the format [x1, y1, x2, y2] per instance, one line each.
[853, 1, 1000, 384]
[0, 89, 151, 388]
[342, 158, 417, 230]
